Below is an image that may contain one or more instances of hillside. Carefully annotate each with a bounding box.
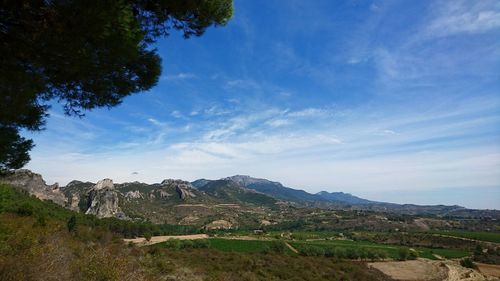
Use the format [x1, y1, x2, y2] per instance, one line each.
[198, 179, 278, 206]
[1, 183, 390, 281]
[2, 170, 499, 232]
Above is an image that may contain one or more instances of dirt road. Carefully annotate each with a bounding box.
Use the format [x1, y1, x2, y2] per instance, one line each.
[124, 234, 209, 246]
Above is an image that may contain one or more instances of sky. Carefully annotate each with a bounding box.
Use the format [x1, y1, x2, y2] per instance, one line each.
[25, 0, 500, 209]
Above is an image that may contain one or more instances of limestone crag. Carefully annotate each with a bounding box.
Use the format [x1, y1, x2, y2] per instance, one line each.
[94, 178, 113, 190]
[85, 179, 124, 218]
[125, 190, 143, 199]
[161, 179, 197, 200]
[0, 169, 67, 206]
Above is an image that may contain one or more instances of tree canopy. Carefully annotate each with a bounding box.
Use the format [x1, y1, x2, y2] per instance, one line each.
[0, 0, 233, 170]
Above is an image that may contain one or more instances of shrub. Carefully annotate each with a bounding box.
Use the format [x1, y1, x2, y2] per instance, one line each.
[398, 247, 410, 261]
[144, 232, 152, 241]
[346, 248, 359, 259]
[408, 249, 419, 260]
[34, 213, 47, 227]
[67, 215, 77, 232]
[269, 240, 287, 254]
[460, 258, 477, 269]
[181, 240, 194, 249]
[163, 239, 180, 249]
[16, 202, 33, 216]
[193, 239, 210, 248]
[299, 245, 325, 256]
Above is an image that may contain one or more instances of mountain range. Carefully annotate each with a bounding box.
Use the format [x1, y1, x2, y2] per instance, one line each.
[1, 170, 498, 231]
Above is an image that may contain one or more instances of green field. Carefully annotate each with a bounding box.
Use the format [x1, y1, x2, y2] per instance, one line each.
[289, 239, 469, 260]
[208, 238, 296, 255]
[204, 237, 470, 260]
[170, 237, 469, 260]
[428, 230, 500, 243]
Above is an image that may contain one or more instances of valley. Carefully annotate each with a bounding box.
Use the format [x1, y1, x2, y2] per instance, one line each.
[0, 169, 499, 280]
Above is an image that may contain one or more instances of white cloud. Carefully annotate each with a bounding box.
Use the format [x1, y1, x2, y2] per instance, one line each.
[266, 119, 290, 127]
[170, 110, 183, 118]
[425, 1, 500, 38]
[162, 72, 196, 81]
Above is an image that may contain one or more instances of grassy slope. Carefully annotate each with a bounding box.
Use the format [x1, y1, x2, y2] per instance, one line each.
[0, 184, 387, 281]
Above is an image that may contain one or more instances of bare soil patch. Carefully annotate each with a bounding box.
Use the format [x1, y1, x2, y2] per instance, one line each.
[477, 263, 500, 278]
[369, 259, 447, 281]
[370, 259, 497, 281]
[124, 234, 209, 246]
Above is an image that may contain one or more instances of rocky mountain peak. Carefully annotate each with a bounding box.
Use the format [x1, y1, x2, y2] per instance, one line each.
[94, 178, 114, 190]
[224, 175, 282, 187]
[161, 179, 197, 200]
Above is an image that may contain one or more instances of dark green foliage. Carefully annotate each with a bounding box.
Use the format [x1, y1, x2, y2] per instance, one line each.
[460, 258, 477, 269]
[193, 239, 211, 249]
[15, 202, 34, 216]
[398, 247, 410, 260]
[298, 245, 325, 257]
[0, 127, 34, 170]
[0, 184, 200, 238]
[269, 240, 287, 254]
[144, 231, 152, 241]
[34, 213, 47, 227]
[67, 215, 77, 232]
[0, 0, 233, 170]
[473, 246, 500, 264]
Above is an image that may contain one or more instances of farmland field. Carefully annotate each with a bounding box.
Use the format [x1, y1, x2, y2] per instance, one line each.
[290, 239, 469, 260]
[427, 230, 500, 243]
[208, 238, 297, 255]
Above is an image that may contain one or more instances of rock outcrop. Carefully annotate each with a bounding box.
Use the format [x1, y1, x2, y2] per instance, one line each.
[205, 219, 233, 230]
[85, 179, 124, 218]
[161, 179, 197, 200]
[0, 169, 67, 206]
[125, 190, 143, 199]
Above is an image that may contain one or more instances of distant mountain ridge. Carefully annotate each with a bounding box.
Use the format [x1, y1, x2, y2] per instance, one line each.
[4, 169, 498, 228]
[195, 175, 375, 205]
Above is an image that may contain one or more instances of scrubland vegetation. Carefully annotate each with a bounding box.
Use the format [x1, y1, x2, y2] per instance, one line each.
[1, 183, 498, 280]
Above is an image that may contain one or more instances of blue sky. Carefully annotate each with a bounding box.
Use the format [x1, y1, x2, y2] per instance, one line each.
[26, 0, 500, 209]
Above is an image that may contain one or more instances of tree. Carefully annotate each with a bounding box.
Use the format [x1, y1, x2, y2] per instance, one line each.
[67, 215, 77, 232]
[0, 0, 233, 170]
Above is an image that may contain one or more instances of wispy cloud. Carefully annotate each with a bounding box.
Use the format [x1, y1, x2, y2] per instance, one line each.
[161, 72, 197, 81]
[424, 0, 500, 38]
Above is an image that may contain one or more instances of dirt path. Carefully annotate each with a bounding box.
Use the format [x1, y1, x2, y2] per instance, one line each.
[124, 234, 209, 246]
[284, 241, 299, 254]
[476, 263, 500, 278]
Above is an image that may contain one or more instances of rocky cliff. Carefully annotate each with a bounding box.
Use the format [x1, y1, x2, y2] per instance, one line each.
[0, 169, 67, 206]
[85, 179, 125, 218]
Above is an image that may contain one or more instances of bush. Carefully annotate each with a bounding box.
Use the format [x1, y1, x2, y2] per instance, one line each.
[269, 240, 287, 254]
[408, 249, 419, 260]
[299, 245, 325, 256]
[144, 232, 152, 241]
[460, 258, 477, 269]
[398, 247, 410, 261]
[346, 248, 359, 259]
[181, 240, 194, 249]
[67, 215, 77, 232]
[193, 239, 210, 249]
[34, 213, 47, 227]
[16, 202, 33, 216]
[163, 239, 180, 249]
